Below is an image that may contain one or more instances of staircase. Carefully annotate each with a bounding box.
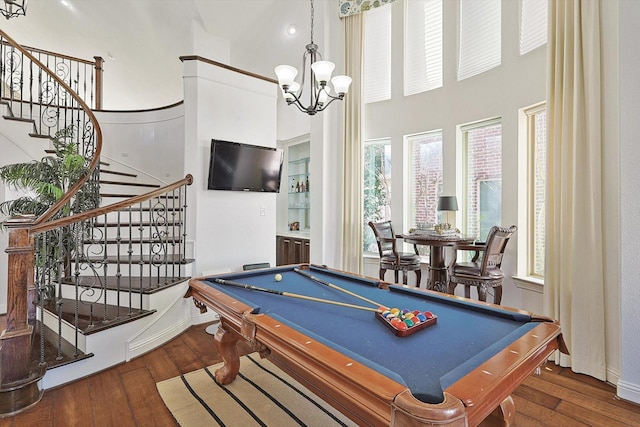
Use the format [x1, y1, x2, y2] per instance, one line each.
[0, 29, 196, 414]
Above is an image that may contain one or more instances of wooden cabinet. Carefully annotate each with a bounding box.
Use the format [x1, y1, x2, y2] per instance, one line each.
[276, 235, 310, 265]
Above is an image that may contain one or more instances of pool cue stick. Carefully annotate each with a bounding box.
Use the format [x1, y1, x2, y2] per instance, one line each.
[293, 268, 387, 309]
[213, 278, 382, 313]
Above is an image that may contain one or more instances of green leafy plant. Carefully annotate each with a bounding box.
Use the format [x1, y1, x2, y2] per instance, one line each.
[0, 127, 99, 224]
[0, 127, 100, 300]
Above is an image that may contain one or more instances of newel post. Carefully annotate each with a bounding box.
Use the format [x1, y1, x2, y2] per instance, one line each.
[94, 56, 104, 110]
[0, 215, 44, 415]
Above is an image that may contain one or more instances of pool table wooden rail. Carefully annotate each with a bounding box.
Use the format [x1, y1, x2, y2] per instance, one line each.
[187, 269, 566, 427]
[187, 277, 468, 426]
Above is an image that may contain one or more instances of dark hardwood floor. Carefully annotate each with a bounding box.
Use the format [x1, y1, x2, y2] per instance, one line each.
[1, 320, 639, 427]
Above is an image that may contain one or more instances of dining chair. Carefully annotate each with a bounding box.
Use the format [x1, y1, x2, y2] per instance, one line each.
[368, 221, 422, 286]
[448, 225, 517, 304]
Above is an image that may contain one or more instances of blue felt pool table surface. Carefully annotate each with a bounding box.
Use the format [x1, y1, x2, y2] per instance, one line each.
[204, 265, 539, 404]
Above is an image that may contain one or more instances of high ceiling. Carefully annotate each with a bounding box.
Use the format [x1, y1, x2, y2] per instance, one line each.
[2, 0, 327, 109]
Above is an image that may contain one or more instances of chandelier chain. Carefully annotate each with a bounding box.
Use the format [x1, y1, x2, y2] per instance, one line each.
[310, 0, 314, 45]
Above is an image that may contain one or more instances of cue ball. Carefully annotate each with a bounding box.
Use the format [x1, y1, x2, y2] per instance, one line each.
[274, 274, 282, 282]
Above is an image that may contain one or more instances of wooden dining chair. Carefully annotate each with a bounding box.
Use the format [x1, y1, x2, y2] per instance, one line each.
[368, 221, 422, 286]
[448, 225, 517, 304]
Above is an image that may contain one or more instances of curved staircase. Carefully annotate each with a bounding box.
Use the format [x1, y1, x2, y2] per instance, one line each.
[0, 29, 196, 414]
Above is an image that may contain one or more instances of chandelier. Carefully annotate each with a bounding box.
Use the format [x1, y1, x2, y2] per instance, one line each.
[274, 0, 351, 115]
[1, 0, 27, 19]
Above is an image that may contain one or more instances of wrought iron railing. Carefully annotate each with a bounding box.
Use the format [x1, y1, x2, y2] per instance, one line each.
[0, 32, 103, 136]
[31, 175, 192, 357]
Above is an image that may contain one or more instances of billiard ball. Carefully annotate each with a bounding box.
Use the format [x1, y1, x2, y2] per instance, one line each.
[274, 273, 282, 282]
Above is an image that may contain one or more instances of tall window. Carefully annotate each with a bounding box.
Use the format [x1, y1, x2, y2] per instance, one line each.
[363, 139, 392, 252]
[461, 120, 502, 240]
[519, 0, 548, 55]
[407, 131, 443, 228]
[458, 0, 501, 81]
[364, 5, 392, 103]
[404, 0, 443, 96]
[526, 104, 546, 277]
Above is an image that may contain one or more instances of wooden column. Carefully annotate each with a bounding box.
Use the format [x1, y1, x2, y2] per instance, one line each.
[0, 215, 45, 415]
[93, 56, 104, 110]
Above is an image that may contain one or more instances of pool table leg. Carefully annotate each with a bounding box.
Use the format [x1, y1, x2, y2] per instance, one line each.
[499, 395, 515, 426]
[213, 320, 241, 385]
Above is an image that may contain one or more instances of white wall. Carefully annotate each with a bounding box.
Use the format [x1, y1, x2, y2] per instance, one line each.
[95, 106, 186, 185]
[182, 59, 278, 276]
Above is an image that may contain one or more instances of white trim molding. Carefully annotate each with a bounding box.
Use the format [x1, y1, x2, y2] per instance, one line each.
[513, 275, 544, 294]
[617, 379, 640, 405]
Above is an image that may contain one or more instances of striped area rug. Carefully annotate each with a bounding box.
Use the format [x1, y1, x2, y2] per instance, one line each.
[157, 353, 358, 427]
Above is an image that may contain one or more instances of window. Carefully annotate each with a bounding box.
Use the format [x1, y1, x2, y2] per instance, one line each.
[461, 120, 502, 240]
[519, 0, 548, 55]
[458, 0, 501, 81]
[363, 139, 392, 252]
[407, 131, 443, 255]
[404, 0, 443, 96]
[364, 5, 392, 103]
[526, 104, 546, 277]
[407, 131, 443, 229]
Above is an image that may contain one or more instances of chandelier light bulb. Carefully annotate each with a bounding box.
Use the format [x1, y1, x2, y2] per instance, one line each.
[310, 60, 335, 85]
[283, 82, 300, 101]
[274, 65, 298, 88]
[317, 90, 328, 106]
[331, 75, 352, 95]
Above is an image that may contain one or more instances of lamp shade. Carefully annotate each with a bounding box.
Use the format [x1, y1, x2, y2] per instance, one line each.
[275, 65, 298, 87]
[283, 82, 300, 101]
[331, 75, 352, 94]
[437, 196, 458, 211]
[310, 60, 335, 83]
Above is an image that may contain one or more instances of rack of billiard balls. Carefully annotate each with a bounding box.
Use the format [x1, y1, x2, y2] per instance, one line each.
[376, 308, 437, 337]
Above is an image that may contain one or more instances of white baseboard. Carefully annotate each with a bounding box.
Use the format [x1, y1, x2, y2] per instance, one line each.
[617, 379, 640, 405]
[607, 366, 621, 389]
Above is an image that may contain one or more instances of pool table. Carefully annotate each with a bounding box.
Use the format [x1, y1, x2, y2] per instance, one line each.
[187, 264, 566, 427]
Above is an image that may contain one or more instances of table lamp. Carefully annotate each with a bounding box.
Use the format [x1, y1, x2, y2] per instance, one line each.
[437, 195, 458, 227]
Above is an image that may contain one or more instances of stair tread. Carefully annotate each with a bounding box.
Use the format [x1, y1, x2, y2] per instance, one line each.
[83, 237, 182, 244]
[43, 298, 156, 335]
[96, 206, 184, 212]
[99, 180, 161, 188]
[100, 169, 138, 178]
[3, 115, 34, 123]
[91, 221, 183, 227]
[100, 193, 179, 199]
[32, 319, 93, 370]
[60, 275, 189, 294]
[84, 254, 193, 264]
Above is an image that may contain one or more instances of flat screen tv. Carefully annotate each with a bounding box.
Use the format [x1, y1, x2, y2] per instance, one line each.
[207, 139, 284, 192]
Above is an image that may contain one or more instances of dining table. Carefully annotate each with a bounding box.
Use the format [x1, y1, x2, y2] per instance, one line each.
[401, 231, 477, 293]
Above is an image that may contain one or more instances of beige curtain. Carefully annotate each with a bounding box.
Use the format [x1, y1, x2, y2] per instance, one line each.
[544, 0, 606, 380]
[340, 13, 364, 274]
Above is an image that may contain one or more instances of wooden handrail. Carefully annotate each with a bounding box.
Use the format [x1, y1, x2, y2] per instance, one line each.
[0, 39, 97, 65]
[0, 29, 103, 227]
[30, 175, 193, 235]
[179, 55, 277, 84]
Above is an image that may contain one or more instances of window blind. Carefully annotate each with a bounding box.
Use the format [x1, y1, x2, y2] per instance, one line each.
[457, 0, 501, 81]
[405, 0, 443, 96]
[364, 5, 392, 103]
[520, 0, 548, 55]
